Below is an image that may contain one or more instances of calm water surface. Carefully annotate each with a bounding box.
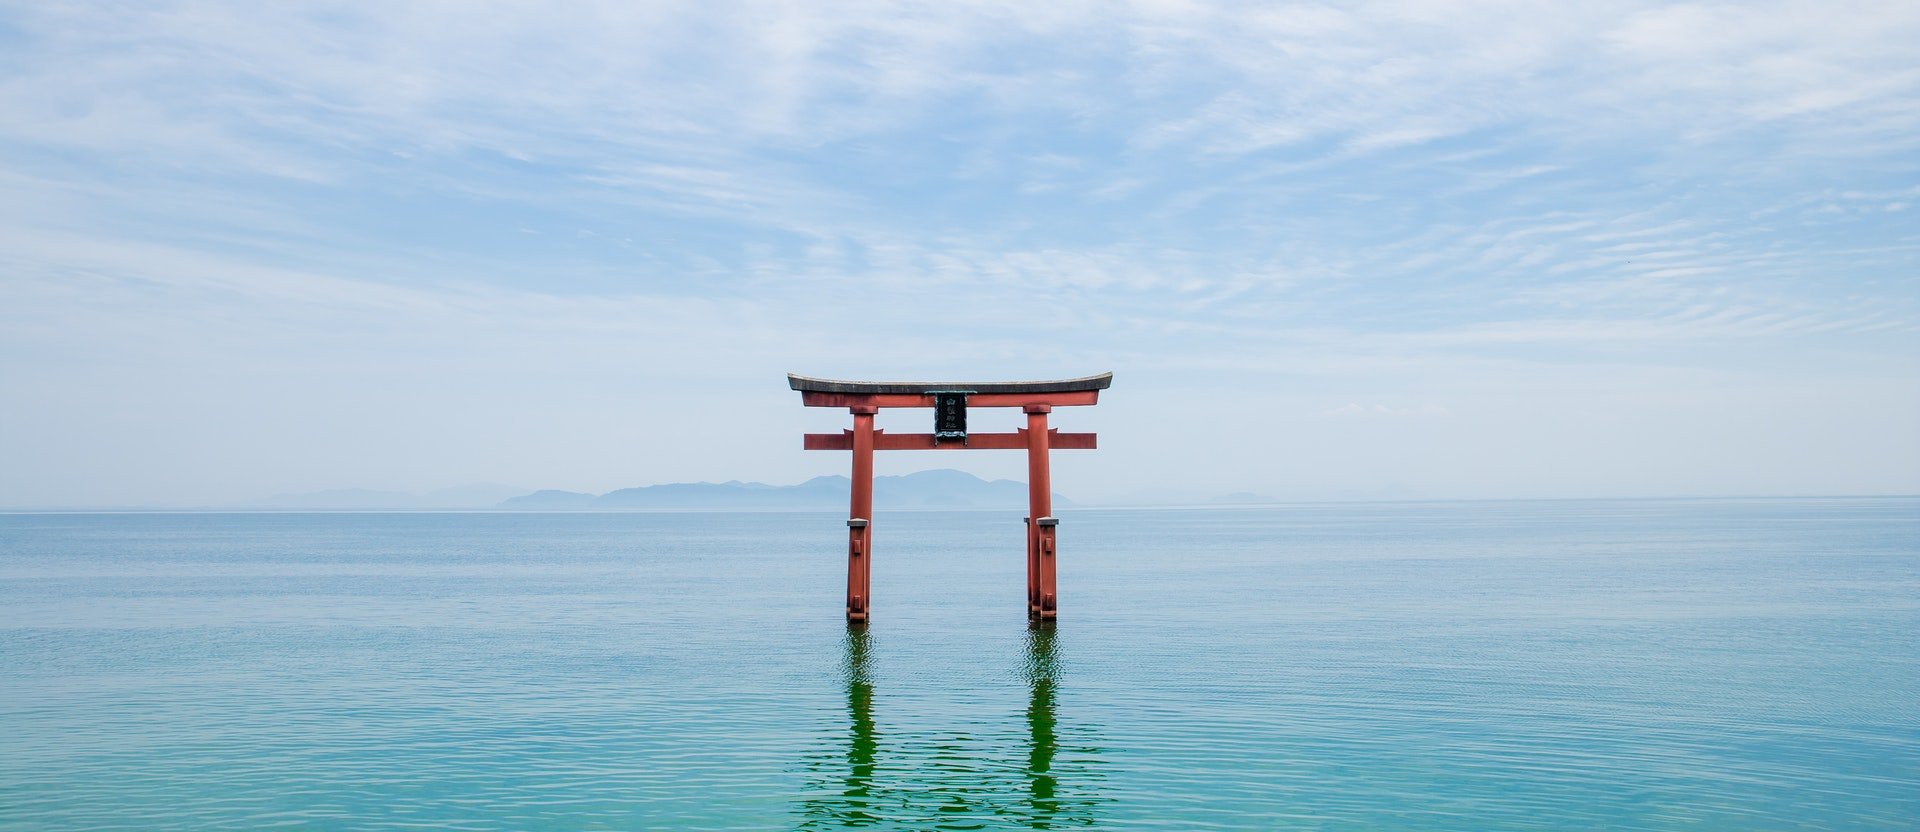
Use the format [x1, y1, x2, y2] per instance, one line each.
[2, 499, 1917, 830]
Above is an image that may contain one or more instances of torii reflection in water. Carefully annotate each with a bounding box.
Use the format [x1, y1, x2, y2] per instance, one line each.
[795, 622, 1103, 829]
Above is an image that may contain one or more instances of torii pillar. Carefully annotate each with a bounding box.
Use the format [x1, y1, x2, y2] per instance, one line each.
[790, 373, 1111, 621]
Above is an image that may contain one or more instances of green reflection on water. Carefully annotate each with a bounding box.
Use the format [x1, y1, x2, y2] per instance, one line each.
[796, 622, 1103, 829]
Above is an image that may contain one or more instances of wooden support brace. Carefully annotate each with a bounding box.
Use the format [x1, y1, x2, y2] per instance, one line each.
[804, 429, 1097, 451]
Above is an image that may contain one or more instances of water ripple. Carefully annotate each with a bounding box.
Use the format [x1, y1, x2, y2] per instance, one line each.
[2, 501, 1916, 829]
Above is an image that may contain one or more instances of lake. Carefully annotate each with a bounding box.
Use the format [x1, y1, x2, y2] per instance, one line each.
[2, 499, 1916, 829]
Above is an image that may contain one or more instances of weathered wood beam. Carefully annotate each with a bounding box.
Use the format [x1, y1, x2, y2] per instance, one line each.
[789, 372, 1111, 395]
[798, 390, 1100, 409]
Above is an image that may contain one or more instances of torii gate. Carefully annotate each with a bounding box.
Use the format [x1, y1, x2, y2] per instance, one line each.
[790, 372, 1112, 621]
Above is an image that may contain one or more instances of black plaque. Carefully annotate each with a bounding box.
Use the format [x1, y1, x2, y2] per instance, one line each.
[932, 392, 968, 442]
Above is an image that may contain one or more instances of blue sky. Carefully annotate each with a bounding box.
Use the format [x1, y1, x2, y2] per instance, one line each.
[1, 1, 1916, 506]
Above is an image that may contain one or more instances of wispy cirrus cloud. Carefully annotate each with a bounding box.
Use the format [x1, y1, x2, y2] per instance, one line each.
[0, 0, 1915, 504]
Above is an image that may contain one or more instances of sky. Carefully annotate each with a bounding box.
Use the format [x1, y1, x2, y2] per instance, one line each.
[1, 0, 1916, 507]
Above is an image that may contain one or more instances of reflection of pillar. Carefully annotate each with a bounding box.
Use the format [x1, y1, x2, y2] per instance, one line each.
[1025, 621, 1060, 820]
[798, 620, 1099, 829]
[1025, 405, 1057, 618]
[843, 623, 876, 816]
[847, 406, 876, 621]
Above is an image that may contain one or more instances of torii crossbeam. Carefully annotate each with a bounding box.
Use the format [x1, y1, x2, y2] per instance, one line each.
[790, 372, 1112, 621]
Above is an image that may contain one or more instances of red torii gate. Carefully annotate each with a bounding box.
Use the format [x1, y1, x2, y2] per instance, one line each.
[790, 372, 1112, 621]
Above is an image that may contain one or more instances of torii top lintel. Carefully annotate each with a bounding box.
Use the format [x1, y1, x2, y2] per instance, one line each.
[788, 372, 1111, 409]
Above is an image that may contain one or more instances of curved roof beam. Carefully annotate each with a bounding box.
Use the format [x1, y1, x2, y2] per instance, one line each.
[787, 372, 1112, 396]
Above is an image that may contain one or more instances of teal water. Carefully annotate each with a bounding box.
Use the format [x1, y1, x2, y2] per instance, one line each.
[2, 499, 1917, 830]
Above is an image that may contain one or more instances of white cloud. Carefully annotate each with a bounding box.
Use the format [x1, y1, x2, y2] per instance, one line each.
[1, 1, 1914, 176]
[0, 0, 1915, 504]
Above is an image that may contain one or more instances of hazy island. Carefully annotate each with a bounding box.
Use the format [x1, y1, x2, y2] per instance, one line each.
[248, 469, 1073, 511]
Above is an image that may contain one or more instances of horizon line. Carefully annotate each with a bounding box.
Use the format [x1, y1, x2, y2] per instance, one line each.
[4, 492, 1916, 515]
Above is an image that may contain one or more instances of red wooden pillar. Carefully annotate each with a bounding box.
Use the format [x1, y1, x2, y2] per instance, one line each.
[1025, 405, 1057, 618]
[847, 406, 877, 621]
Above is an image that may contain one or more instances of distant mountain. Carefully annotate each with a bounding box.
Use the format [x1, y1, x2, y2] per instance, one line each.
[248, 483, 528, 510]
[247, 488, 418, 510]
[497, 489, 598, 509]
[872, 468, 1071, 509]
[1210, 492, 1282, 505]
[416, 484, 531, 508]
[497, 469, 1072, 511]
